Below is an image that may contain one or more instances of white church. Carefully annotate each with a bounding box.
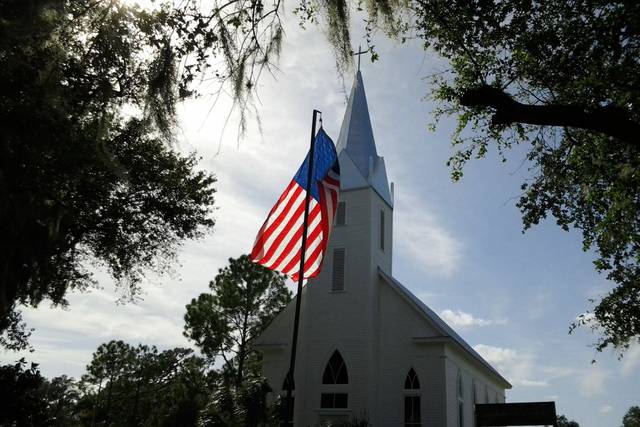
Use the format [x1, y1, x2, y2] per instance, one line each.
[255, 70, 511, 426]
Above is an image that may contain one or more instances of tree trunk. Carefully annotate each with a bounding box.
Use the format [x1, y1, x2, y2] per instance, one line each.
[237, 311, 249, 386]
[459, 85, 640, 144]
[91, 378, 103, 427]
[105, 374, 114, 424]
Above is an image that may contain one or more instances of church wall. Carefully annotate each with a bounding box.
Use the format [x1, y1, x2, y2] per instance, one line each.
[376, 276, 447, 426]
[293, 187, 383, 425]
[444, 345, 508, 427]
[260, 347, 287, 396]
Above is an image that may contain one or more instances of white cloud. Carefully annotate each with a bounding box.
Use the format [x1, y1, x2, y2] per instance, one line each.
[474, 344, 518, 365]
[473, 344, 551, 388]
[599, 405, 613, 414]
[0, 282, 197, 377]
[440, 309, 506, 328]
[518, 379, 549, 387]
[579, 369, 610, 398]
[395, 192, 463, 278]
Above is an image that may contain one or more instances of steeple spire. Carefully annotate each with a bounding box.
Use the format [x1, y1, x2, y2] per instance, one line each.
[336, 70, 392, 206]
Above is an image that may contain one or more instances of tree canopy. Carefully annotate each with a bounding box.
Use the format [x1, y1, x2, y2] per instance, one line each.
[623, 406, 640, 427]
[0, 359, 80, 426]
[557, 414, 580, 427]
[411, 0, 640, 353]
[80, 340, 212, 426]
[0, 0, 219, 349]
[184, 255, 291, 387]
[182, 255, 292, 425]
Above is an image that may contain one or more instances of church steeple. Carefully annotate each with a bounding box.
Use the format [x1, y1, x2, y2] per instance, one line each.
[337, 70, 393, 206]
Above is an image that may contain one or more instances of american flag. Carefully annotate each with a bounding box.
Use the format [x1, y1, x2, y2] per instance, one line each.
[250, 128, 340, 281]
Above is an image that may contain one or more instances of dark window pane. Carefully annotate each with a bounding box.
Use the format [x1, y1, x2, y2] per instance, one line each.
[321, 393, 333, 408]
[404, 396, 412, 421]
[404, 396, 421, 425]
[335, 362, 348, 384]
[334, 393, 348, 408]
[320, 393, 348, 409]
[322, 366, 334, 384]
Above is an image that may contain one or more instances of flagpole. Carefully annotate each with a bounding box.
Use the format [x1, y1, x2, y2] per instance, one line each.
[283, 109, 320, 426]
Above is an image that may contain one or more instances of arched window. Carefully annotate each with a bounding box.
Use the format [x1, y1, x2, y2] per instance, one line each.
[322, 351, 348, 384]
[405, 368, 420, 389]
[320, 351, 348, 408]
[457, 371, 464, 427]
[404, 368, 421, 427]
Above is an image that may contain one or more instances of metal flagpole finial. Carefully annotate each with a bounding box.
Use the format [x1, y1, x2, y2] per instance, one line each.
[313, 109, 323, 129]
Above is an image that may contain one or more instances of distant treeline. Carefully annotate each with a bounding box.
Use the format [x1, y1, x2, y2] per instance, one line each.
[0, 339, 282, 426]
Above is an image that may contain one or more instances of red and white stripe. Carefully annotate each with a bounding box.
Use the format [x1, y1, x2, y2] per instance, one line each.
[251, 169, 340, 281]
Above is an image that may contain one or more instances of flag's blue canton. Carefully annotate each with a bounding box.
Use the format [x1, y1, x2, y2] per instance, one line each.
[293, 129, 340, 201]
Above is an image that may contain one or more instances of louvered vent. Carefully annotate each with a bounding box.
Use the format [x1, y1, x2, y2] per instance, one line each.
[336, 201, 346, 225]
[332, 248, 345, 291]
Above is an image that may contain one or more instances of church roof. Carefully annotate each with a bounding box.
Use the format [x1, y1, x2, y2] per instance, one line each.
[378, 268, 512, 389]
[337, 71, 393, 206]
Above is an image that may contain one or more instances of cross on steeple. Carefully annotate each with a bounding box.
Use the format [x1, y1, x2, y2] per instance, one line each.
[353, 45, 368, 71]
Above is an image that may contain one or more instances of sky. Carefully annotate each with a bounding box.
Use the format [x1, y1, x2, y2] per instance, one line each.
[2, 5, 639, 427]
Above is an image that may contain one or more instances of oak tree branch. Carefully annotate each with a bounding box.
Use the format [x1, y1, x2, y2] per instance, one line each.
[460, 85, 640, 145]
